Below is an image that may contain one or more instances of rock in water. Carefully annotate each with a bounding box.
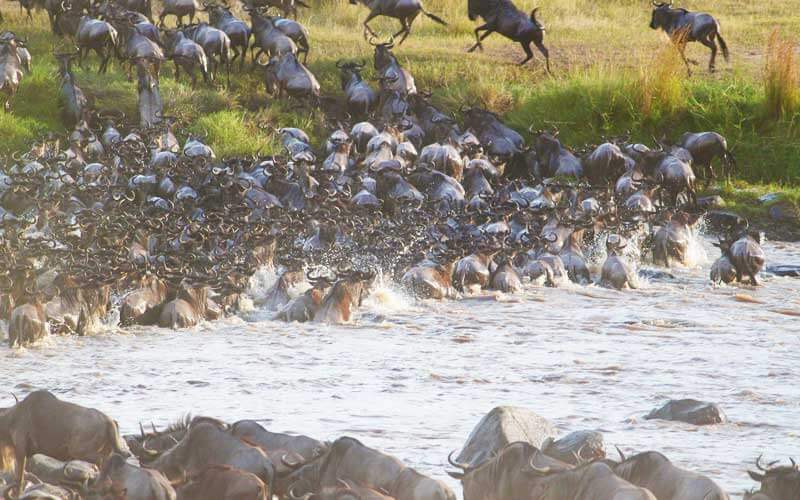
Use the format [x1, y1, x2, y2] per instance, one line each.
[455, 406, 558, 468]
[767, 265, 800, 277]
[543, 430, 606, 464]
[645, 399, 727, 425]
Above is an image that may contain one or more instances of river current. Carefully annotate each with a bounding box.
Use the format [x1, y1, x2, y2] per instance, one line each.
[1, 235, 798, 499]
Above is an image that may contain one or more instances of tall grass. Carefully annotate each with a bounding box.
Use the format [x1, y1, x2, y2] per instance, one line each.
[635, 35, 687, 120]
[763, 29, 798, 119]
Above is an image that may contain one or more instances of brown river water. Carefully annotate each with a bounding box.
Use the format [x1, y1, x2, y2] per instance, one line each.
[1, 234, 799, 499]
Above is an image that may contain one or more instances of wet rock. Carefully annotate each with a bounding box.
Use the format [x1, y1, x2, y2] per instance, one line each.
[638, 268, 676, 281]
[706, 211, 747, 231]
[18, 482, 75, 499]
[30, 454, 99, 487]
[766, 265, 800, 277]
[645, 399, 727, 425]
[758, 192, 781, 204]
[768, 200, 800, 223]
[543, 430, 605, 464]
[697, 195, 725, 210]
[455, 406, 558, 468]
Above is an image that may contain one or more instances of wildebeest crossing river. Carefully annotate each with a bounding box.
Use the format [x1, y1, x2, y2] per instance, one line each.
[1, 236, 798, 499]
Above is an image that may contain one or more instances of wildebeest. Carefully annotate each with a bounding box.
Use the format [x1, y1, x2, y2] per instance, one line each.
[446, 441, 571, 500]
[206, 3, 252, 69]
[284, 436, 456, 500]
[582, 142, 632, 185]
[610, 450, 728, 500]
[263, 52, 320, 102]
[337, 61, 377, 117]
[229, 420, 327, 497]
[120, 274, 168, 326]
[350, 0, 447, 44]
[535, 130, 582, 178]
[290, 480, 394, 500]
[159, 0, 200, 26]
[371, 38, 416, 96]
[143, 421, 274, 498]
[93, 453, 176, 500]
[639, 147, 697, 207]
[559, 230, 591, 284]
[163, 29, 209, 88]
[0, 34, 27, 111]
[678, 131, 735, 183]
[467, 0, 550, 70]
[747, 456, 800, 500]
[312, 271, 373, 324]
[54, 52, 89, 128]
[601, 234, 637, 289]
[462, 108, 524, 167]
[714, 231, 766, 286]
[7, 296, 47, 348]
[528, 462, 657, 500]
[183, 23, 232, 85]
[0, 391, 130, 498]
[652, 211, 701, 267]
[135, 57, 163, 127]
[176, 465, 268, 500]
[248, 8, 298, 65]
[401, 256, 459, 299]
[649, 1, 729, 74]
[158, 281, 210, 328]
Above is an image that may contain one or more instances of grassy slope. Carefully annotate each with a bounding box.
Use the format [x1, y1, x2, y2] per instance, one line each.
[1, 0, 800, 192]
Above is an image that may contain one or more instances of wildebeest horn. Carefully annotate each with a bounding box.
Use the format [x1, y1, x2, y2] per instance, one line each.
[287, 484, 313, 500]
[337, 478, 350, 489]
[447, 451, 470, 470]
[10, 393, 19, 405]
[139, 422, 146, 439]
[755, 454, 766, 471]
[282, 453, 304, 468]
[615, 445, 626, 462]
[527, 457, 551, 475]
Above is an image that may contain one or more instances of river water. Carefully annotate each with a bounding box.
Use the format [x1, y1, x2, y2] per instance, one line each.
[1, 236, 799, 499]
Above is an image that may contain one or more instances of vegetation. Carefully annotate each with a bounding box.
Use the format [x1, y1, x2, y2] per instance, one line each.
[1, 0, 799, 191]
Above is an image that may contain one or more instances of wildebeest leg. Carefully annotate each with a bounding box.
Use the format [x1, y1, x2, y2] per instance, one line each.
[174, 62, 180, 82]
[77, 47, 85, 69]
[699, 35, 718, 72]
[15, 449, 27, 500]
[158, 13, 166, 27]
[362, 11, 380, 40]
[676, 43, 692, 76]
[534, 40, 551, 73]
[393, 18, 412, 45]
[468, 24, 492, 52]
[519, 42, 534, 65]
[736, 269, 743, 283]
[749, 272, 759, 286]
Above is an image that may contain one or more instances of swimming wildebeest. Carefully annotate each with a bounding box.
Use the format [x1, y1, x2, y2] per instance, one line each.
[649, 1, 729, 74]
[0, 391, 130, 499]
[284, 436, 456, 500]
[609, 450, 729, 500]
[714, 231, 766, 286]
[466, 0, 550, 70]
[350, 0, 447, 44]
[747, 455, 800, 500]
[528, 462, 657, 500]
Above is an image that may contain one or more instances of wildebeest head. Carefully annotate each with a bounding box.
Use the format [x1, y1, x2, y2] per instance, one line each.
[748, 456, 800, 500]
[336, 60, 366, 89]
[649, 1, 679, 31]
[371, 37, 396, 71]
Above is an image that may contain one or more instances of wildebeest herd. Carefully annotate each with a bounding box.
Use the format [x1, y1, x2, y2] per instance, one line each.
[0, 0, 769, 347]
[0, 393, 797, 499]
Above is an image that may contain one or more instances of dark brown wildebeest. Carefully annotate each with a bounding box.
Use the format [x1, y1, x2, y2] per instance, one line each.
[649, 2, 729, 74]
[747, 456, 800, 500]
[176, 464, 268, 500]
[528, 462, 657, 500]
[125, 416, 227, 460]
[284, 436, 455, 500]
[609, 450, 728, 500]
[94, 453, 176, 500]
[229, 420, 327, 497]
[446, 441, 572, 500]
[143, 421, 273, 498]
[466, 0, 549, 70]
[715, 231, 765, 286]
[0, 391, 130, 499]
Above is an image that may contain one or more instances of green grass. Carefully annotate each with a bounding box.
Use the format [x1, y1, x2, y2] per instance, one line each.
[1, 0, 800, 191]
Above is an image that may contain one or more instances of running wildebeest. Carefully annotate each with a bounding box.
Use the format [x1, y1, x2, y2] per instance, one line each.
[0, 391, 130, 500]
[350, 0, 447, 44]
[649, 1, 729, 74]
[466, 0, 550, 70]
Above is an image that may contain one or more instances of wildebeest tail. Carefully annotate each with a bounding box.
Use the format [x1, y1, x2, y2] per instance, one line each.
[295, 0, 310, 8]
[716, 31, 729, 61]
[108, 25, 119, 50]
[422, 6, 447, 25]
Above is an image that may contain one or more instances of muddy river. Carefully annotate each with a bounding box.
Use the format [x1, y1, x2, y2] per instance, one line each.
[2, 235, 798, 498]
